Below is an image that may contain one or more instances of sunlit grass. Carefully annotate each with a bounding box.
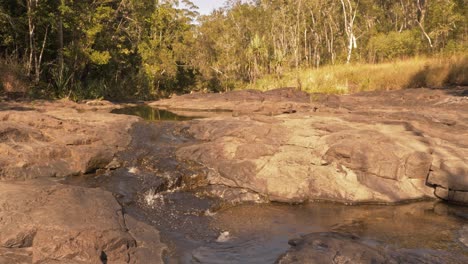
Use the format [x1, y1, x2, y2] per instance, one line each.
[242, 54, 467, 94]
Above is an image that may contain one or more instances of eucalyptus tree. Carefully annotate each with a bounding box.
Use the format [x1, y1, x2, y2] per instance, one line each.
[0, 0, 466, 98]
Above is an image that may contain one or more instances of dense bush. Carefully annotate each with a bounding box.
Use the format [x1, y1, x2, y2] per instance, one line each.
[0, 0, 466, 99]
[368, 31, 422, 62]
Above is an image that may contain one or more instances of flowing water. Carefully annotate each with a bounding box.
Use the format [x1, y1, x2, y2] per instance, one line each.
[63, 106, 468, 263]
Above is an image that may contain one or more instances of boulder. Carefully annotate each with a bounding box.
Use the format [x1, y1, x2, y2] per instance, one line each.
[0, 181, 166, 264]
[0, 101, 139, 180]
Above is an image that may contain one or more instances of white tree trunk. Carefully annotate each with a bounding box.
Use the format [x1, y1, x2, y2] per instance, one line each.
[340, 0, 358, 64]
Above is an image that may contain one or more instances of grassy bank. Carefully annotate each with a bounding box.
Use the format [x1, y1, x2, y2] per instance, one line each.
[243, 55, 468, 94]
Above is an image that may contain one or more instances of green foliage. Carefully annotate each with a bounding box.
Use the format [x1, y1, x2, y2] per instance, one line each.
[368, 30, 421, 62]
[0, 0, 466, 99]
[191, 0, 467, 91]
[50, 65, 73, 97]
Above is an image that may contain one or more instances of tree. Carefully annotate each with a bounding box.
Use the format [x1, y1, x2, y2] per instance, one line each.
[0, 0, 466, 98]
[340, 0, 358, 63]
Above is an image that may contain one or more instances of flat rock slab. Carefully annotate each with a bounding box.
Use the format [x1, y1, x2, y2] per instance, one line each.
[0, 180, 166, 264]
[150, 88, 313, 116]
[0, 100, 140, 180]
[177, 115, 434, 203]
[155, 87, 468, 204]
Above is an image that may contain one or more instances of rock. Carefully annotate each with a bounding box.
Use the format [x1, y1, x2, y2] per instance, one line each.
[105, 158, 122, 170]
[277, 232, 468, 264]
[339, 88, 468, 205]
[125, 215, 167, 264]
[428, 159, 468, 204]
[164, 87, 467, 204]
[460, 225, 468, 248]
[405, 152, 433, 179]
[0, 248, 31, 264]
[150, 88, 314, 117]
[0, 102, 166, 264]
[177, 115, 434, 203]
[198, 185, 267, 205]
[0, 100, 139, 180]
[84, 99, 115, 107]
[278, 232, 390, 264]
[0, 180, 166, 264]
[433, 187, 468, 205]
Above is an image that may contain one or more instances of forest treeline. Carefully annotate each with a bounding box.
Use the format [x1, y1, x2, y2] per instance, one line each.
[0, 0, 466, 99]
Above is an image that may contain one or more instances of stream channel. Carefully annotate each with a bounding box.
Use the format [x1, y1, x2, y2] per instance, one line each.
[63, 105, 468, 263]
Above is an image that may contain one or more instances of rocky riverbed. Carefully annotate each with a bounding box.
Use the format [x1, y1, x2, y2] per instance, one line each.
[0, 87, 467, 263]
[152, 87, 468, 204]
[0, 99, 167, 263]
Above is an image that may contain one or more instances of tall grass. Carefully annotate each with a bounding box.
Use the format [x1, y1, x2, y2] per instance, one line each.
[243, 54, 467, 94]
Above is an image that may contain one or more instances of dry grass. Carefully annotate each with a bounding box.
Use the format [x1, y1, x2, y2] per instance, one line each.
[0, 61, 29, 94]
[243, 54, 468, 94]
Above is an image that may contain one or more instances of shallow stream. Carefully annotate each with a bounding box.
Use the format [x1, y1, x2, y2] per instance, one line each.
[64, 106, 468, 263]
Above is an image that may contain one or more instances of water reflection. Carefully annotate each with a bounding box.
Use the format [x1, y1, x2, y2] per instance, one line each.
[111, 105, 198, 121]
[191, 201, 468, 263]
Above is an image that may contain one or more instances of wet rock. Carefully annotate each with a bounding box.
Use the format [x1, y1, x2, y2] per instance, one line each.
[105, 157, 122, 170]
[199, 185, 267, 205]
[278, 232, 390, 264]
[277, 232, 468, 264]
[0, 100, 139, 180]
[125, 215, 167, 264]
[0, 181, 166, 264]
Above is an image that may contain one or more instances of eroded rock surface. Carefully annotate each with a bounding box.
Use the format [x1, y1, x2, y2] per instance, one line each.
[1, 87, 466, 263]
[0, 181, 166, 264]
[155, 87, 468, 204]
[277, 232, 468, 264]
[0, 100, 139, 180]
[177, 115, 434, 203]
[0, 100, 166, 263]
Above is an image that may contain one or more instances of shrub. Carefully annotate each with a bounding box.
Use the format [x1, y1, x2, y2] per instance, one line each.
[367, 30, 421, 62]
[0, 61, 29, 95]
